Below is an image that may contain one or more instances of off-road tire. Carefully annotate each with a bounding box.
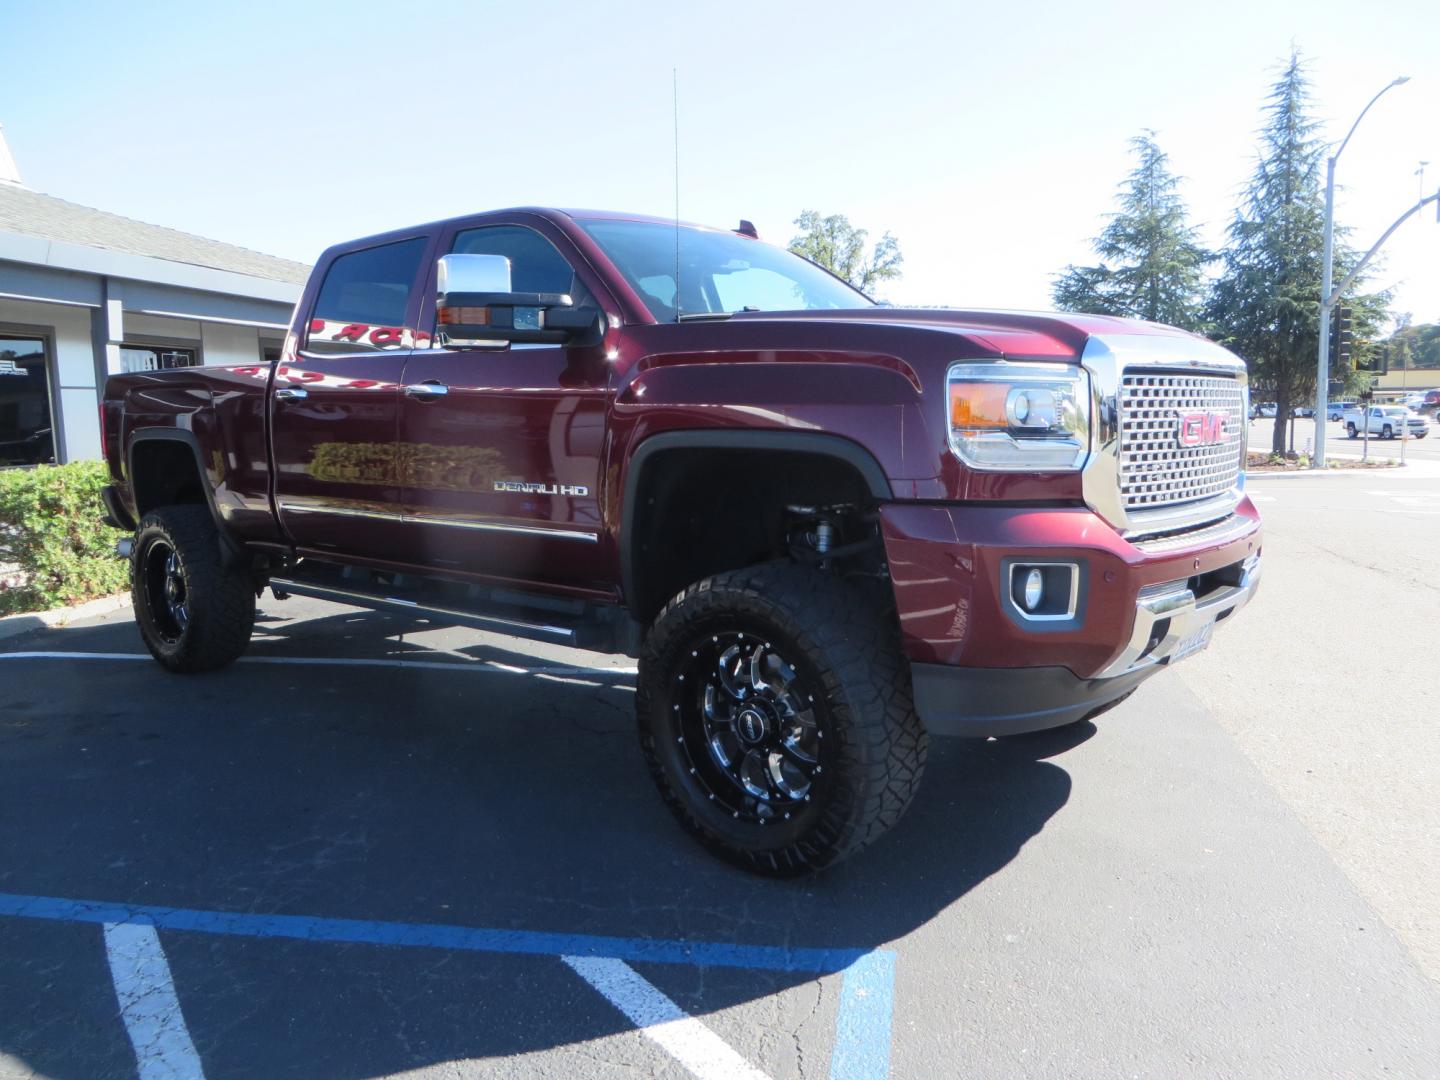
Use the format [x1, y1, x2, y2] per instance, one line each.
[637, 563, 928, 876]
[132, 504, 255, 673]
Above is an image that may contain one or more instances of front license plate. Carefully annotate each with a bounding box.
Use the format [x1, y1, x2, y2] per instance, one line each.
[1171, 623, 1213, 664]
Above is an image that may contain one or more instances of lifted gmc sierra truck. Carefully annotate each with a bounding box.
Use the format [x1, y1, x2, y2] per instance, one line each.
[100, 208, 1261, 875]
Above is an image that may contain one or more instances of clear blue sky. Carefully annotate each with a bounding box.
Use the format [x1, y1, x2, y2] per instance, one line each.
[3, 0, 1436, 326]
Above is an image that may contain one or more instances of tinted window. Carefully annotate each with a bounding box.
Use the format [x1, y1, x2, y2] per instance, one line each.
[450, 226, 589, 301]
[308, 237, 427, 354]
[119, 344, 198, 373]
[0, 335, 54, 467]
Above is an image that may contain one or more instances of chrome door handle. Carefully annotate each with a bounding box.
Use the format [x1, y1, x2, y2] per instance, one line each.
[274, 387, 309, 402]
[403, 382, 450, 398]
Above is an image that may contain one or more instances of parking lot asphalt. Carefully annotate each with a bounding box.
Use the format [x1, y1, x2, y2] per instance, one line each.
[1180, 465, 1440, 988]
[2, 503, 1439, 1077]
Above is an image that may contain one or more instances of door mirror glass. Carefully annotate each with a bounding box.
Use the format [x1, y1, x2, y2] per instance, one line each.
[437, 253, 603, 348]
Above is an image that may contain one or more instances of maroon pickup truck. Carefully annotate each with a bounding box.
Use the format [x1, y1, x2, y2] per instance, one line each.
[100, 208, 1261, 874]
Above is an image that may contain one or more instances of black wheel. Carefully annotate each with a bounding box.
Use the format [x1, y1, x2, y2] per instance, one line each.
[1383, 425, 1394, 440]
[637, 563, 927, 876]
[1347, 423, 1358, 439]
[132, 505, 255, 673]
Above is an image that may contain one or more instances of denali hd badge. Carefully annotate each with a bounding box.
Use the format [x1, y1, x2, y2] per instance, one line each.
[494, 480, 589, 497]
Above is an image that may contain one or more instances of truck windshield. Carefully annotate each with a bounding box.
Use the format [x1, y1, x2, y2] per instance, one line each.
[578, 219, 873, 322]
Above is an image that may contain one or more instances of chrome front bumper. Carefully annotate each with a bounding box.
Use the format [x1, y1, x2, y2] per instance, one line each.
[1097, 552, 1261, 679]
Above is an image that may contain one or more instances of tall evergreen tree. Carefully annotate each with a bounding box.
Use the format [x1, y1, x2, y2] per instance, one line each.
[1052, 132, 1209, 329]
[1206, 51, 1388, 453]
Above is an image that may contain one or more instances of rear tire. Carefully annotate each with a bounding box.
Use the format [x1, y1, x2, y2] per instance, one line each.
[132, 505, 255, 673]
[637, 563, 927, 876]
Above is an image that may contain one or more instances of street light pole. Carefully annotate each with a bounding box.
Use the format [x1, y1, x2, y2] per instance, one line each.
[1313, 76, 1410, 469]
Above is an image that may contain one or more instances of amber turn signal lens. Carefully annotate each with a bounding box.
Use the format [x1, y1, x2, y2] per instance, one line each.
[949, 381, 1011, 430]
[438, 305, 490, 325]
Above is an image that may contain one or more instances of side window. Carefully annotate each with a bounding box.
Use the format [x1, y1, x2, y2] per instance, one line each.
[306, 237, 428, 355]
[448, 226, 592, 305]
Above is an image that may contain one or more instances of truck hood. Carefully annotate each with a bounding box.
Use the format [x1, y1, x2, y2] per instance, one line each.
[720, 307, 1206, 362]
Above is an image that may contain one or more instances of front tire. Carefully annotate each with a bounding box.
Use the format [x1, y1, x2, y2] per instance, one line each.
[1347, 423, 1358, 439]
[637, 564, 928, 876]
[1383, 425, 1394, 439]
[132, 505, 255, 673]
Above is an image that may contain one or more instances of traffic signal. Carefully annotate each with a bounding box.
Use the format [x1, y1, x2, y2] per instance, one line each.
[1332, 305, 1355, 368]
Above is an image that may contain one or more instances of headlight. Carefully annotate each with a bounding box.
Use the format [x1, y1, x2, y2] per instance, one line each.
[946, 361, 1090, 471]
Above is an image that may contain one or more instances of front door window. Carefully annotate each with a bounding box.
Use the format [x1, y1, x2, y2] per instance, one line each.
[0, 334, 55, 467]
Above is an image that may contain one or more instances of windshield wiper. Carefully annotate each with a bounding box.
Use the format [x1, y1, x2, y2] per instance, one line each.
[676, 307, 761, 323]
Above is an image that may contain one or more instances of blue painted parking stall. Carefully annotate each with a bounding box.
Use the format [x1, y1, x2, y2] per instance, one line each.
[0, 890, 895, 1079]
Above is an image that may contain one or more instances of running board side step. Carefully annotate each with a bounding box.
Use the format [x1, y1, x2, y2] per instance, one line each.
[267, 575, 638, 655]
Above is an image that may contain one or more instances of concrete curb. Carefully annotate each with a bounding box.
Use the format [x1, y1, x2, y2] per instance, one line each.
[1247, 459, 1440, 480]
[0, 593, 131, 644]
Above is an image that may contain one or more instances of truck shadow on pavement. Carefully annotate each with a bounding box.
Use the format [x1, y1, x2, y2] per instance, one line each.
[0, 608, 1084, 1078]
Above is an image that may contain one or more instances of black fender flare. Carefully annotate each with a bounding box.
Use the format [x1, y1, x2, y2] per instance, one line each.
[618, 429, 894, 618]
[127, 428, 245, 567]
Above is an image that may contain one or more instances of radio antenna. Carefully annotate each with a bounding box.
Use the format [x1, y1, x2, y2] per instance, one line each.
[673, 67, 681, 322]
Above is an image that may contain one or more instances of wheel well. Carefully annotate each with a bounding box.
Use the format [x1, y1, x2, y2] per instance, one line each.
[625, 447, 884, 623]
[130, 439, 208, 518]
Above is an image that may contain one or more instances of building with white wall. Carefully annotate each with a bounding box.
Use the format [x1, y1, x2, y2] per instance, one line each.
[0, 123, 307, 467]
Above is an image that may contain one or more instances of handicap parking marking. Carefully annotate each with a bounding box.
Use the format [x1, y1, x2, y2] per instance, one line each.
[0, 891, 895, 1080]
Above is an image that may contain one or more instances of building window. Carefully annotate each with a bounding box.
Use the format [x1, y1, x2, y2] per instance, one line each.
[120, 344, 198, 373]
[0, 334, 56, 467]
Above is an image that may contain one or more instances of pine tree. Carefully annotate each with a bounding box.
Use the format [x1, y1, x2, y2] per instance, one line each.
[1206, 51, 1388, 454]
[1052, 132, 1209, 329]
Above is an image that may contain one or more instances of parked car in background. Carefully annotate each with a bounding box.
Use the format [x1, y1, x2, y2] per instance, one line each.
[1342, 405, 1429, 440]
[1256, 403, 1278, 418]
[1293, 406, 1315, 418]
[1423, 388, 1440, 406]
[1327, 401, 1353, 422]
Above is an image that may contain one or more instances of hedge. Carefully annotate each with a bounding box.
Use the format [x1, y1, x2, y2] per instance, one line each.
[0, 461, 128, 616]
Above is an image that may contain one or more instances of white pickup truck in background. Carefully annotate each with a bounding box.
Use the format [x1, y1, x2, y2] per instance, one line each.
[1341, 404, 1430, 440]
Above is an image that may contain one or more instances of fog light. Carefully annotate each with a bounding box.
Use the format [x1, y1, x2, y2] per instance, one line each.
[1023, 568, 1044, 611]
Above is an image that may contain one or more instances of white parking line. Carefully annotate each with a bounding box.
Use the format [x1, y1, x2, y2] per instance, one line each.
[0, 651, 636, 678]
[562, 955, 772, 1080]
[103, 921, 205, 1080]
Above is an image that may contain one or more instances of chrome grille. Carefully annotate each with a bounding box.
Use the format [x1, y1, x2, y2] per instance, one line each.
[1118, 373, 1245, 510]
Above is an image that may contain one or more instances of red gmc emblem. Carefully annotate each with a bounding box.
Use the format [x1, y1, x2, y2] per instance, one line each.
[1177, 412, 1227, 447]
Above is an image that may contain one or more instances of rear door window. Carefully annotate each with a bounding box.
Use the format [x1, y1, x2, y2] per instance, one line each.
[306, 237, 429, 355]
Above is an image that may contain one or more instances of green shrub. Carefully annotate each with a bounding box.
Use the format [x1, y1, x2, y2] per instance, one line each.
[0, 461, 128, 616]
